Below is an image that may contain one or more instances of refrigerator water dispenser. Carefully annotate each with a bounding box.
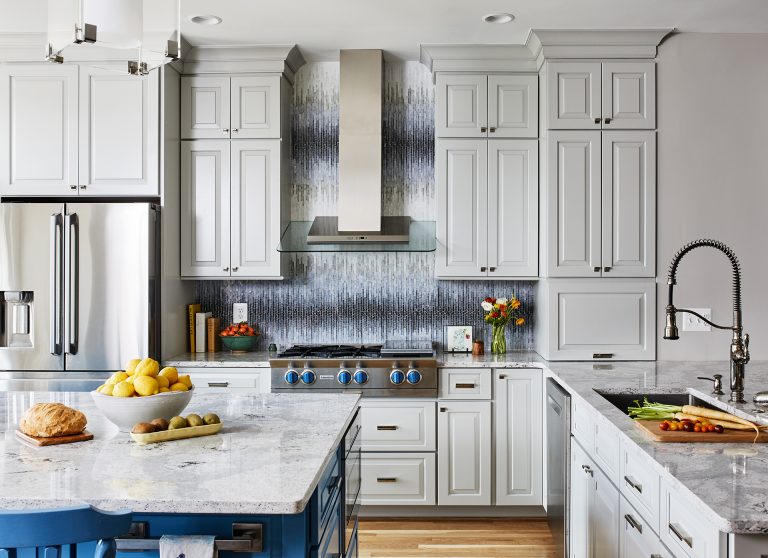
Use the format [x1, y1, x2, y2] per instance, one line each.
[0, 291, 33, 348]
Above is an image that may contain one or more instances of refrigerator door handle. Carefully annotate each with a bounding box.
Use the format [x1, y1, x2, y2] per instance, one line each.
[49, 213, 63, 355]
[64, 213, 80, 356]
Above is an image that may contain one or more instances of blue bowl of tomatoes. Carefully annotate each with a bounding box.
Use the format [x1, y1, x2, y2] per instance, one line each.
[219, 323, 260, 352]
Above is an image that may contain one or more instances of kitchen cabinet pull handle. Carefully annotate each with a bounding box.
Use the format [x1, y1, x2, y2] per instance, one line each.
[232, 266, 239, 272]
[456, 383, 476, 389]
[480, 126, 487, 133]
[594, 118, 601, 124]
[604, 118, 612, 124]
[603, 266, 611, 272]
[64, 213, 79, 356]
[232, 128, 239, 133]
[50, 213, 63, 356]
[223, 128, 230, 133]
[480, 266, 487, 272]
[489, 267, 496, 272]
[581, 464, 594, 477]
[593, 353, 613, 359]
[650, 555, 663, 558]
[327, 475, 341, 493]
[376, 477, 397, 483]
[624, 475, 642, 493]
[593, 266, 600, 272]
[80, 185, 86, 190]
[498, 374, 507, 379]
[376, 425, 398, 431]
[440, 407, 447, 412]
[489, 127, 496, 133]
[669, 523, 693, 547]
[624, 514, 642, 533]
[70, 185, 77, 190]
[208, 382, 229, 388]
[223, 267, 230, 272]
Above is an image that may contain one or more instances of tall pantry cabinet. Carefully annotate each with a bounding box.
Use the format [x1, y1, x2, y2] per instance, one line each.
[536, 60, 657, 361]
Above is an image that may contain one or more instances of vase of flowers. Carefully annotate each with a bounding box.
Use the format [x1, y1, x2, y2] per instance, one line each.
[481, 296, 525, 354]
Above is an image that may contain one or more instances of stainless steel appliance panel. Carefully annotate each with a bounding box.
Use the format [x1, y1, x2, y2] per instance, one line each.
[64, 203, 159, 371]
[0, 203, 65, 371]
[546, 378, 571, 558]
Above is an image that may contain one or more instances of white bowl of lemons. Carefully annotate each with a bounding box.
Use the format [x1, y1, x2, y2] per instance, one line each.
[91, 358, 195, 432]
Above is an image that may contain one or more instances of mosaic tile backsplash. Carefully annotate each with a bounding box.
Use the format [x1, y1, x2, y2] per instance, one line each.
[196, 61, 536, 351]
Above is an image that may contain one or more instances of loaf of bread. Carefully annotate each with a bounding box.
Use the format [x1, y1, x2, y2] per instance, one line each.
[19, 403, 87, 438]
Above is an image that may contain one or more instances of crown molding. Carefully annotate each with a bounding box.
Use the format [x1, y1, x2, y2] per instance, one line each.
[0, 32, 45, 62]
[420, 44, 537, 78]
[181, 44, 306, 83]
[530, 28, 675, 63]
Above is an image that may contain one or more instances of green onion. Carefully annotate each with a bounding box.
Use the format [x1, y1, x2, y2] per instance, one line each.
[627, 397, 683, 420]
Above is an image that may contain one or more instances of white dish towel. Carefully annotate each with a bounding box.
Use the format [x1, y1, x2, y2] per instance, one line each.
[159, 535, 216, 558]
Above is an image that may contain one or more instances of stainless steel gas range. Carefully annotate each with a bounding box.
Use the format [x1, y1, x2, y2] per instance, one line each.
[270, 341, 437, 397]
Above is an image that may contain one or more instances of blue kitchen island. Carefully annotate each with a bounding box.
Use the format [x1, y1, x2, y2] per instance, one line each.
[0, 391, 361, 558]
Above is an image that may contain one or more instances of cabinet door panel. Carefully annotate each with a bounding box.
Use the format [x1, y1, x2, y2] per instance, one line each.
[488, 140, 538, 277]
[437, 401, 491, 505]
[435, 74, 487, 138]
[547, 62, 601, 130]
[547, 132, 602, 277]
[591, 462, 620, 558]
[602, 62, 655, 129]
[231, 76, 281, 139]
[435, 139, 488, 277]
[360, 453, 436, 506]
[570, 439, 591, 558]
[495, 369, 543, 505]
[488, 75, 538, 138]
[78, 67, 158, 196]
[619, 496, 663, 558]
[181, 141, 231, 277]
[601, 131, 656, 277]
[181, 76, 230, 139]
[0, 65, 78, 196]
[231, 140, 281, 278]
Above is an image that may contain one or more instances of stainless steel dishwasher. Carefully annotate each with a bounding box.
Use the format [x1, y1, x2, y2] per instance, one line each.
[546, 378, 571, 558]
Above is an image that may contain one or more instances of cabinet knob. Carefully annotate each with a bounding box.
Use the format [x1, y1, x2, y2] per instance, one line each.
[489, 127, 496, 133]
[581, 464, 594, 477]
[222, 128, 230, 133]
[489, 267, 496, 272]
[480, 126, 487, 133]
[480, 266, 487, 272]
[80, 185, 86, 190]
[603, 266, 611, 272]
[604, 118, 612, 124]
[70, 185, 77, 190]
[593, 266, 600, 272]
[232, 266, 239, 272]
[440, 407, 447, 412]
[232, 128, 239, 133]
[594, 118, 601, 124]
[223, 267, 230, 272]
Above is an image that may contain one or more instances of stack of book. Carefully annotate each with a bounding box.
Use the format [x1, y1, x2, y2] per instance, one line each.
[187, 304, 221, 353]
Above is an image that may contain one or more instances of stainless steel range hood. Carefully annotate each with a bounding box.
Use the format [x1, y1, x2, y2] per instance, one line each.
[307, 49, 409, 244]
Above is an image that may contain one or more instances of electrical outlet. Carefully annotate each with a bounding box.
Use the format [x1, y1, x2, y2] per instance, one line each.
[233, 303, 248, 324]
[682, 308, 711, 332]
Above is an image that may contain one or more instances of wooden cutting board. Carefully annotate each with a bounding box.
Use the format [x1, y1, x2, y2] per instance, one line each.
[15, 430, 94, 446]
[635, 420, 768, 443]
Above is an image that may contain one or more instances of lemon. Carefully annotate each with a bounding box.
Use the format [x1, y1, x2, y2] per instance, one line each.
[125, 358, 142, 375]
[159, 367, 179, 385]
[113, 381, 135, 397]
[125, 376, 135, 384]
[134, 376, 159, 397]
[106, 371, 128, 385]
[135, 358, 160, 377]
[159, 387, 170, 393]
[156, 375, 170, 389]
[169, 382, 188, 392]
[178, 374, 193, 389]
[98, 384, 114, 396]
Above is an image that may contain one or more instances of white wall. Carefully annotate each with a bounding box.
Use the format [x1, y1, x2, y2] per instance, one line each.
[656, 33, 768, 360]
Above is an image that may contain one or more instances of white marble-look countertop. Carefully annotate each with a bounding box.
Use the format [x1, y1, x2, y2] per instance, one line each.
[164, 352, 273, 368]
[546, 360, 768, 534]
[0, 391, 360, 515]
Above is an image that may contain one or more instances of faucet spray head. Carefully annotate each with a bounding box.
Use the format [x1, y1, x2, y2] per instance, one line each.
[664, 305, 680, 340]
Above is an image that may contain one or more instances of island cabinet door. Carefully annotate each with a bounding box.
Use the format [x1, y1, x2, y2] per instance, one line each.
[590, 455, 620, 558]
[619, 496, 665, 558]
[494, 369, 543, 505]
[437, 400, 491, 505]
[570, 438, 591, 558]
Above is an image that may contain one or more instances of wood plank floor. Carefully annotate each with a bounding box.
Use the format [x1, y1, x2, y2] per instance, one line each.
[358, 518, 559, 558]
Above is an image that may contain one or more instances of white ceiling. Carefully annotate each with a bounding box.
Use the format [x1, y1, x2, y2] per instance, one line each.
[5, 0, 768, 61]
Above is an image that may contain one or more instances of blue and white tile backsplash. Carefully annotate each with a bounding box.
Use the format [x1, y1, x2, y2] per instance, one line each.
[197, 61, 536, 351]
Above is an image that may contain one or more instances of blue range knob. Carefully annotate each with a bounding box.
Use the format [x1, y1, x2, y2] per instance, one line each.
[284, 369, 299, 385]
[301, 369, 316, 384]
[353, 369, 369, 385]
[407, 369, 422, 385]
[338, 369, 352, 385]
[390, 369, 405, 385]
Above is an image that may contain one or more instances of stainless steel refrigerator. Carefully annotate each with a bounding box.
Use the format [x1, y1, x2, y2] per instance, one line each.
[0, 202, 159, 388]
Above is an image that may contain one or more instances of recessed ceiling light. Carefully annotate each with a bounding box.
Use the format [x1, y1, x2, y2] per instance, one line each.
[483, 13, 515, 24]
[189, 15, 223, 25]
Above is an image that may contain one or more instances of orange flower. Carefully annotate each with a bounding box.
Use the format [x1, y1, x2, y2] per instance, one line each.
[515, 317, 525, 326]
[511, 299, 521, 310]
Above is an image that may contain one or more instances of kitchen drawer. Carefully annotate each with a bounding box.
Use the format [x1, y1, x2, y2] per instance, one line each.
[660, 479, 724, 558]
[360, 452, 436, 505]
[571, 397, 594, 453]
[620, 438, 660, 533]
[360, 400, 436, 452]
[438, 368, 492, 399]
[309, 451, 342, 545]
[620, 495, 664, 557]
[593, 412, 620, 486]
[177, 368, 270, 392]
[312, 492, 341, 558]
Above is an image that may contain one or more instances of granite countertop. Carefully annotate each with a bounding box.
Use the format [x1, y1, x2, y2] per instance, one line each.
[0, 391, 360, 515]
[164, 351, 273, 368]
[546, 360, 768, 534]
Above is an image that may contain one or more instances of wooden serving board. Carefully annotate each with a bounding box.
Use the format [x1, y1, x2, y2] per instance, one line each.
[635, 420, 768, 443]
[130, 422, 222, 445]
[16, 430, 94, 446]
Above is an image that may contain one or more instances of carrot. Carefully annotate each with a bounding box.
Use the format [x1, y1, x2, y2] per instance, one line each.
[674, 412, 755, 431]
[681, 405, 759, 429]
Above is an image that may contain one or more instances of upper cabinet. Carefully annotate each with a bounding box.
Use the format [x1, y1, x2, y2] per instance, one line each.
[546, 61, 655, 130]
[436, 74, 537, 138]
[0, 64, 159, 197]
[181, 75, 283, 139]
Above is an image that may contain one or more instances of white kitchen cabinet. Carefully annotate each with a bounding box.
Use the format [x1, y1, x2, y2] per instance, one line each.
[181, 141, 231, 278]
[495, 369, 543, 506]
[660, 478, 724, 558]
[436, 74, 537, 138]
[437, 400, 491, 506]
[177, 367, 270, 392]
[78, 67, 159, 197]
[0, 65, 78, 197]
[360, 453, 436, 506]
[182, 75, 282, 140]
[547, 61, 654, 130]
[360, 400, 436, 452]
[436, 139, 538, 278]
[546, 130, 655, 278]
[439, 368, 492, 400]
[620, 496, 667, 558]
[536, 279, 656, 361]
[570, 438, 591, 558]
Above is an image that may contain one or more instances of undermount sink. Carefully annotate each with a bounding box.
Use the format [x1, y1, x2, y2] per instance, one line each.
[594, 390, 706, 416]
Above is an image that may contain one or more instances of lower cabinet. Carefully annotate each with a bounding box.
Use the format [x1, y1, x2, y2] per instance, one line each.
[620, 496, 670, 558]
[360, 453, 436, 505]
[437, 400, 492, 505]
